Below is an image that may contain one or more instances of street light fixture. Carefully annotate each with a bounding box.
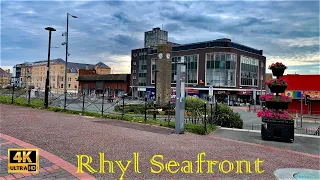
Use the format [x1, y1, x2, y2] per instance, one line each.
[62, 13, 77, 110]
[44, 27, 56, 108]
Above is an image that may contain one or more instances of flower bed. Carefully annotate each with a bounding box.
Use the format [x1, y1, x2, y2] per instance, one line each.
[269, 62, 287, 70]
[269, 62, 287, 76]
[260, 94, 292, 102]
[266, 79, 288, 93]
[257, 109, 293, 120]
[260, 62, 293, 142]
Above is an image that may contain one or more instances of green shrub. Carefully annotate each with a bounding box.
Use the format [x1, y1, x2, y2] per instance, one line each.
[214, 104, 243, 129]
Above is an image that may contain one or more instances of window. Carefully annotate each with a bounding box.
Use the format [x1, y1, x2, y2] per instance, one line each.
[68, 84, 71, 88]
[75, 85, 77, 89]
[133, 76, 136, 79]
[61, 84, 63, 88]
[170, 55, 198, 84]
[206, 53, 236, 87]
[133, 62, 136, 65]
[133, 70, 136, 73]
[240, 55, 259, 86]
[68, 78, 71, 82]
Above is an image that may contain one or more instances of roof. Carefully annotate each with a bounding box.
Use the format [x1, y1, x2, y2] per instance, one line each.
[32, 58, 65, 66]
[67, 62, 95, 73]
[280, 74, 320, 91]
[0, 68, 11, 77]
[14, 59, 111, 73]
[78, 74, 129, 82]
[172, 39, 263, 55]
[95, 62, 110, 68]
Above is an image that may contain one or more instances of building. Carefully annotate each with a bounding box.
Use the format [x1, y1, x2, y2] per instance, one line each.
[78, 73, 131, 97]
[14, 59, 111, 93]
[265, 73, 273, 94]
[131, 37, 266, 105]
[0, 68, 11, 87]
[280, 74, 320, 114]
[144, 27, 168, 48]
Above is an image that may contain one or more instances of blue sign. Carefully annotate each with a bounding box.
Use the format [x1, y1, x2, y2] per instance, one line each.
[146, 88, 155, 99]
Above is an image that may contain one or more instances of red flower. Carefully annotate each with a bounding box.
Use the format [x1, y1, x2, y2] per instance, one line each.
[268, 62, 287, 70]
[265, 79, 288, 87]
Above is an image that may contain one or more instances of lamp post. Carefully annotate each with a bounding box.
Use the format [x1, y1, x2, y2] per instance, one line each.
[44, 27, 56, 108]
[63, 12, 77, 110]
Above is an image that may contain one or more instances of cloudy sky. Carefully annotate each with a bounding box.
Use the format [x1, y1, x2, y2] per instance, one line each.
[1, 0, 319, 74]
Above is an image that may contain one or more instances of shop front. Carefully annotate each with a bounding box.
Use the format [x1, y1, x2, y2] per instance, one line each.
[236, 90, 252, 106]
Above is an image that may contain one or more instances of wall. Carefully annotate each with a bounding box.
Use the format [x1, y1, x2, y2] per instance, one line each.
[281, 75, 320, 91]
[95, 67, 111, 74]
[78, 81, 130, 96]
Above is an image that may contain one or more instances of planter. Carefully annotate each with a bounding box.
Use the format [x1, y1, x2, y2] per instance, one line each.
[269, 85, 287, 93]
[266, 101, 289, 110]
[261, 118, 294, 142]
[272, 69, 285, 77]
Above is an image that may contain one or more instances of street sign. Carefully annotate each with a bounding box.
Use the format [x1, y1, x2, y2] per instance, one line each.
[209, 86, 213, 97]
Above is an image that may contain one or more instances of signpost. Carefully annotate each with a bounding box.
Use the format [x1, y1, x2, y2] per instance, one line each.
[253, 89, 257, 112]
[175, 59, 186, 134]
[300, 91, 303, 128]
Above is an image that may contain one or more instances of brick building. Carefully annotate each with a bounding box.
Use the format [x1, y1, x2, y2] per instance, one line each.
[78, 73, 131, 97]
[13, 59, 111, 93]
[0, 68, 11, 87]
[131, 37, 266, 105]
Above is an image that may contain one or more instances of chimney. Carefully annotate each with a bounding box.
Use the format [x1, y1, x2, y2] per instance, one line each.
[6, 69, 10, 73]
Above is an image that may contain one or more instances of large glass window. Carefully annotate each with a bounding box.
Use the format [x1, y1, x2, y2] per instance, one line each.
[206, 53, 237, 87]
[240, 55, 258, 86]
[171, 55, 198, 84]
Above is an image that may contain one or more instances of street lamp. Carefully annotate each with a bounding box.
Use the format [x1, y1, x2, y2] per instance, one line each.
[44, 27, 56, 108]
[62, 13, 77, 110]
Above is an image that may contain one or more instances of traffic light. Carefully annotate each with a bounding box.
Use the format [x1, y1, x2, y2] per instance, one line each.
[305, 95, 310, 105]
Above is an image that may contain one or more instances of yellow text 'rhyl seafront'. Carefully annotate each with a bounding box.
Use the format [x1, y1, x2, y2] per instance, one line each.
[76, 152, 264, 179]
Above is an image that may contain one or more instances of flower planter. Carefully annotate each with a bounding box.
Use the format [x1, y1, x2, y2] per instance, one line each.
[261, 118, 294, 142]
[269, 85, 287, 93]
[266, 101, 289, 110]
[272, 69, 285, 77]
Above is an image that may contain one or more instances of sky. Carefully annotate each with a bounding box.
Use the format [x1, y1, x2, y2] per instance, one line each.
[1, 0, 319, 74]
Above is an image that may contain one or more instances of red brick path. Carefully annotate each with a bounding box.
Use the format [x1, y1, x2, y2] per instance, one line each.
[0, 133, 95, 180]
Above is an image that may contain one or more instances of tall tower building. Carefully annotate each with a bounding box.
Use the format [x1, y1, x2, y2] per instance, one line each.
[144, 27, 168, 48]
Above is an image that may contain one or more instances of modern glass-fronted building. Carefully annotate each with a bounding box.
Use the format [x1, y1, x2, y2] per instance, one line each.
[131, 38, 266, 105]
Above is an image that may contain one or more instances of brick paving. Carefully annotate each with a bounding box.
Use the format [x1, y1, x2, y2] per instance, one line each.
[0, 104, 319, 180]
[0, 133, 94, 180]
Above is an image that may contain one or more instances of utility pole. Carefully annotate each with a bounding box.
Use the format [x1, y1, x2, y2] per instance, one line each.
[63, 13, 77, 110]
[44, 27, 56, 108]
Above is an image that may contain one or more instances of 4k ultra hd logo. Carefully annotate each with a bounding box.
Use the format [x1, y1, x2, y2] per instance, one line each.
[8, 148, 39, 173]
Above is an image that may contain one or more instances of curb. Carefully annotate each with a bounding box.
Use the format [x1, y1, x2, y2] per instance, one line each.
[0, 133, 96, 180]
[219, 127, 320, 138]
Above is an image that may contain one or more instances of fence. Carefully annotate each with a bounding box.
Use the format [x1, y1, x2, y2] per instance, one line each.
[2, 87, 319, 136]
[0, 88, 221, 133]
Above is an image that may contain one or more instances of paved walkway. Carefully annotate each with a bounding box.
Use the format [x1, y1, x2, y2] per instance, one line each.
[0, 133, 94, 180]
[1, 104, 319, 179]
